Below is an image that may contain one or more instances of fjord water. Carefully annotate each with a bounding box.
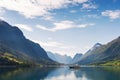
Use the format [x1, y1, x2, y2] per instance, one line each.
[0, 67, 120, 80]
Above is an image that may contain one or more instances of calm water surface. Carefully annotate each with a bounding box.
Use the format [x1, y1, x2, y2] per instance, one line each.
[0, 66, 120, 80]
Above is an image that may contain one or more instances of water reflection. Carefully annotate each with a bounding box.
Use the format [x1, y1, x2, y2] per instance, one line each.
[75, 67, 120, 80]
[0, 67, 55, 80]
[0, 66, 120, 80]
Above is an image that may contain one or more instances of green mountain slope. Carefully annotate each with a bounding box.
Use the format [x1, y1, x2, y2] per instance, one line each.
[94, 60, 120, 66]
[77, 37, 120, 65]
[0, 20, 56, 66]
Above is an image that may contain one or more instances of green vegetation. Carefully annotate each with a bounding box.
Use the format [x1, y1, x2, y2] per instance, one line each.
[100, 60, 120, 66]
[92, 60, 120, 66]
[0, 52, 59, 67]
[0, 52, 32, 67]
[1, 52, 24, 64]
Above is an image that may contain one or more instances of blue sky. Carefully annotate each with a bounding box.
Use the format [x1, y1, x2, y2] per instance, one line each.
[0, 0, 120, 57]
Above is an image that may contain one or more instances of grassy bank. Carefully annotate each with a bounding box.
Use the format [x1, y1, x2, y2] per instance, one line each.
[92, 60, 120, 66]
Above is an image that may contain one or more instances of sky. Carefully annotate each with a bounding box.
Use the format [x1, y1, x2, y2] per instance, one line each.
[0, 0, 120, 57]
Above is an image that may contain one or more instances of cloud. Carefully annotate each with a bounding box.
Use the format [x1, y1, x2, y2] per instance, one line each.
[48, 37, 53, 40]
[32, 39, 73, 49]
[0, 16, 4, 20]
[77, 23, 95, 28]
[42, 15, 54, 21]
[15, 24, 33, 32]
[70, 10, 77, 13]
[0, 8, 5, 20]
[0, 0, 89, 18]
[73, 0, 88, 3]
[0, 8, 4, 13]
[31, 39, 79, 57]
[36, 20, 74, 32]
[86, 14, 100, 18]
[36, 20, 95, 32]
[31, 39, 91, 57]
[33, 40, 62, 47]
[102, 10, 120, 19]
[81, 3, 97, 9]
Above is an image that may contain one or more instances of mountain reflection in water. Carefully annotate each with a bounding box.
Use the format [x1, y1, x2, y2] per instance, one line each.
[0, 66, 120, 80]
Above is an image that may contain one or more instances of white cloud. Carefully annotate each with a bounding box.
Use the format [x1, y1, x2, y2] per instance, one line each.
[32, 39, 74, 49]
[81, 3, 97, 9]
[0, 0, 89, 18]
[0, 17, 5, 21]
[41, 15, 54, 21]
[86, 14, 99, 18]
[52, 20, 75, 31]
[77, 23, 95, 28]
[31, 39, 79, 57]
[0, 8, 4, 13]
[33, 40, 62, 47]
[31, 39, 91, 57]
[48, 37, 53, 40]
[36, 20, 74, 32]
[70, 10, 77, 13]
[73, 0, 88, 3]
[15, 24, 33, 32]
[102, 10, 120, 19]
[36, 20, 95, 32]
[0, 8, 5, 20]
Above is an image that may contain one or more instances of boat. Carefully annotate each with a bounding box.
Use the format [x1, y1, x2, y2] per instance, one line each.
[69, 64, 80, 69]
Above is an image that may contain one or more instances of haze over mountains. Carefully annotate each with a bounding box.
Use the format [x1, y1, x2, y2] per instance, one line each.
[47, 37, 120, 65]
[47, 51, 72, 64]
[47, 52, 84, 64]
[71, 53, 83, 64]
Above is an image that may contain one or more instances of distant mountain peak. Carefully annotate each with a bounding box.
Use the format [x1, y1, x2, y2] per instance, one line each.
[94, 43, 102, 46]
[75, 53, 83, 55]
[71, 53, 83, 63]
[91, 43, 102, 50]
[77, 36, 120, 65]
[0, 20, 11, 28]
[47, 51, 72, 64]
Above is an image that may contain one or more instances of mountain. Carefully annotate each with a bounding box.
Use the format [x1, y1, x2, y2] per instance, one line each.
[78, 43, 103, 62]
[77, 37, 120, 65]
[47, 51, 72, 64]
[90, 43, 102, 51]
[0, 20, 55, 65]
[71, 53, 83, 64]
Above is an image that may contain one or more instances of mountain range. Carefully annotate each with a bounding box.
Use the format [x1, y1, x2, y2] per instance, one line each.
[71, 53, 83, 64]
[47, 51, 72, 64]
[0, 20, 55, 66]
[47, 52, 84, 64]
[77, 37, 120, 65]
[0, 20, 120, 66]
